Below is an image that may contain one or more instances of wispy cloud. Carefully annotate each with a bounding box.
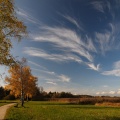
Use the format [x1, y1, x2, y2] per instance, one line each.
[113, 60, 120, 69]
[63, 15, 81, 29]
[28, 60, 47, 70]
[103, 85, 108, 88]
[109, 91, 115, 94]
[91, 1, 110, 13]
[87, 63, 100, 71]
[31, 68, 55, 75]
[32, 26, 96, 62]
[24, 47, 82, 63]
[16, 8, 42, 25]
[102, 69, 120, 77]
[46, 81, 57, 85]
[31, 68, 71, 83]
[117, 90, 120, 94]
[96, 90, 120, 96]
[58, 13, 84, 31]
[95, 31, 115, 55]
[94, 21, 120, 55]
[58, 74, 70, 82]
[27, 25, 101, 71]
[24, 46, 101, 71]
[102, 60, 120, 77]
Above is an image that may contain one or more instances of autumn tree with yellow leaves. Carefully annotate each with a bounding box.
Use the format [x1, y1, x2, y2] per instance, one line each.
[5, 60, 38, 106]
[0, 0, 27, 66]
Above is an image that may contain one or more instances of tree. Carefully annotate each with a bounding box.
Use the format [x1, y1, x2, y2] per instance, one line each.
[0, 86, 5, 99]
[5, 59, 37, 106]
[0, 0, 27, 66]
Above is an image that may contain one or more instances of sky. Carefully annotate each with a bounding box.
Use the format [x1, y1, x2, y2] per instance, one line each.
[1, 0, 120, 96]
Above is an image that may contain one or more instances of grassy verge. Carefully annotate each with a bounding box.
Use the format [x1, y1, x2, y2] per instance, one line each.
[0, 100, 17, 107]
[5, 101, 120, 120]
[0, 103, 8, 106]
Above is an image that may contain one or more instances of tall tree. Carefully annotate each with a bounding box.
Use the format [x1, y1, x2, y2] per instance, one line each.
[5, 59, 37, 106]
[0, 0, 27, 66]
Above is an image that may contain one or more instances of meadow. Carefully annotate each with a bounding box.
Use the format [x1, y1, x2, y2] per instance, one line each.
[5, 101, 120, 120]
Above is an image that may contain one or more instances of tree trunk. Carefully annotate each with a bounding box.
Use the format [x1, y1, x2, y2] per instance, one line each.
[27, 94, 29, 102]
[21, 89, 24, 107]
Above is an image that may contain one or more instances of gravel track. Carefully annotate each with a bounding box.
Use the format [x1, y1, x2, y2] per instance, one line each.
[0, 103, 15, 120]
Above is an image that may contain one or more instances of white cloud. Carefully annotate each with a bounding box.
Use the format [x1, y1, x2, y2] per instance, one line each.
[64, 16, 81, 29]
[31, 68, 55, 75]
[46, 82, 57, 85]
[101, 91, 106, 95]
[102, 69, 120, 77]
[58, 13, 83, 31]
[28, 60, 46, 70]
[95, 31, 113, 54]
[117, 91, 120, 94]
[42, 70, 55, 75]
[113, 61, 120, 69]
[87, 63, 100, 71]
[109, 91, 115, 94]
[96, 92, 100, 95]
[103, 85, 108, 88]
[16, 8, 41, 25]
[28, 25, 101, 71]
[58, 74, 70, 82]
[102, 60, 120, 77]
[96, 90, 120, 96]
[91, 1, 110, 13]
[32, 26, 96, 62]
[24, 47, 82, 63]
[31, 67, 71, 83]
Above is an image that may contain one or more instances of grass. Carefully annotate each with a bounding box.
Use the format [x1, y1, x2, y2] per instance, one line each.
[5, 101, 120, 120]
[0, 100, 17, 107]
[0, 102, 8, 106]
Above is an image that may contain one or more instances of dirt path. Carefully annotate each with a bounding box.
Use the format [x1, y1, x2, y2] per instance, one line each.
[0, 103, 15, 120]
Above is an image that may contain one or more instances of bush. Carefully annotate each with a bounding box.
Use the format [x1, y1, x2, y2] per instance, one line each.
[4, 95, 15, 100]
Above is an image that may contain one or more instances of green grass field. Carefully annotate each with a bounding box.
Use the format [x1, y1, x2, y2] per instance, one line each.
[5, 101, 120, 120]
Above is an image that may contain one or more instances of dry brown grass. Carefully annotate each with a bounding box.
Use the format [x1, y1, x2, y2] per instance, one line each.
[47, 97, 120, 105]
[95, 102, 120, 107]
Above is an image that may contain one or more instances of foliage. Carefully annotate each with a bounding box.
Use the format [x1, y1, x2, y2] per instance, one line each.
[0, 86, 10, 99]
[5, 101, 120, 120]
[0, 0, 27, 66]
[5, 63, 38, 99]
[3, 94, 15, 100]
[0, 86, 4, 99]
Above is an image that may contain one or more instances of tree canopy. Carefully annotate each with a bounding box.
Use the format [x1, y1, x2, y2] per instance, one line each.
[0, 0, 27, 66]
[5, 63, 38, 100]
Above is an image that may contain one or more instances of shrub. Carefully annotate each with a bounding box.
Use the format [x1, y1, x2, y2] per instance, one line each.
[4, 95, 15, 100]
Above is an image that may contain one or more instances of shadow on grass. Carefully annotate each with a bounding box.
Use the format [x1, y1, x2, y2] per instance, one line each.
[0, 101, 17, 103]
[69, 105, 120, 109]
[94, 117, 120, 120]
[110, 117, 120, 120]
[14, 105, 29, 108]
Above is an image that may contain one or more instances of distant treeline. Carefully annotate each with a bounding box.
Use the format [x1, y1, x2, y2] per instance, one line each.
[1, 86, 120, 105]
[0, 86, 98, 100]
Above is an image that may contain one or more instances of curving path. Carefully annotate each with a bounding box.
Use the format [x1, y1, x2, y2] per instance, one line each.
[0, 103, 15, 119]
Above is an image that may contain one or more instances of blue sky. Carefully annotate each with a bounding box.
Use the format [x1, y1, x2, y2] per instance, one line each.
[1, 0, 120, 96]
